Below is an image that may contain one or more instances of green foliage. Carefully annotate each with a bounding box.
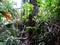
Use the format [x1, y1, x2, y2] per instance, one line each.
[7, 28, 17, 36]
[35, 0, 59, 23]
[5, 39, 18, 45]
[0, 0, 60, 45]
[5, 39, 12, 45]
[0, 0, 13, 11]
[22, 3, 33, 19]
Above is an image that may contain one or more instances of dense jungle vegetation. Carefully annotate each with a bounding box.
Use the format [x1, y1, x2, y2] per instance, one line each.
[0, 0, 60, 45]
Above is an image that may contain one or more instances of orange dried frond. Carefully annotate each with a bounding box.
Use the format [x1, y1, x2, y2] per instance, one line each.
[2, 12, 12, 20]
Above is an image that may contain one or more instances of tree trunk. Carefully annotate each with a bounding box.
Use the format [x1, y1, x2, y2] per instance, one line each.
[30, 0, 39, 16]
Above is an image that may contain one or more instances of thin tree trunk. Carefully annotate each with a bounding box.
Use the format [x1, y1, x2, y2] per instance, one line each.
[29, 0, 39, 16]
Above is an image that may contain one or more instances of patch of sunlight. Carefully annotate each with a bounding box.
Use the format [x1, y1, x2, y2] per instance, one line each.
[11, 0, 22, 9]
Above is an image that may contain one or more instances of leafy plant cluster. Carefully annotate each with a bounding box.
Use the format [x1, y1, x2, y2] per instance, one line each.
[0, 0, 60, 45]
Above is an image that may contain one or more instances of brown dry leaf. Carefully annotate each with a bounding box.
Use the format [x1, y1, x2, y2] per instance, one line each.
[2, 12, 12, 20]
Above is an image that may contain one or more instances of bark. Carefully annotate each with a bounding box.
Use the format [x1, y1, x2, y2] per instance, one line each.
[30, 0, 39, 16]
